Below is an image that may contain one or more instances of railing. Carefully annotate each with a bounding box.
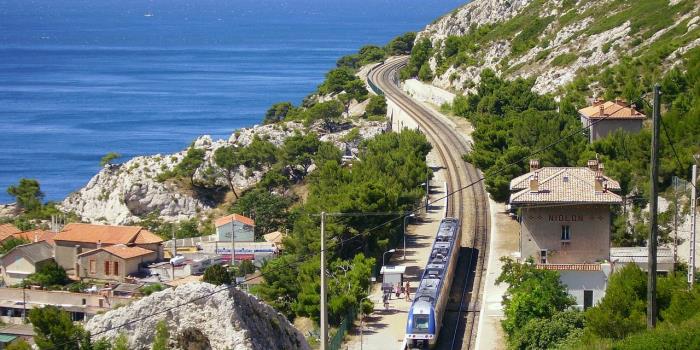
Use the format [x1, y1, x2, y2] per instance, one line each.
[329, 306, 357, 350]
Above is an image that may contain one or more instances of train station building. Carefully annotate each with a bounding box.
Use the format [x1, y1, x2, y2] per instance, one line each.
[509, 159, 622, 309]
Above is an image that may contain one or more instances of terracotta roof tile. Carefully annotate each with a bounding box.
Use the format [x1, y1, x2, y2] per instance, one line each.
[510, 167, 623, 205]
[133, 230, 164, 244]
[55, 223, 143, 245]
[536, 263, 602, 271]
[12, 230, 57, 246]
[79, 245, 155, 260]
[214, 214, 255, 227]
[579, 101, 645, 120]
[0, 224, 22, 241]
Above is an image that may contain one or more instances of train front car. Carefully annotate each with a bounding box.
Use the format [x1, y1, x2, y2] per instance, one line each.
[405, 218, 460, 349]
[406, 299, 436, 348]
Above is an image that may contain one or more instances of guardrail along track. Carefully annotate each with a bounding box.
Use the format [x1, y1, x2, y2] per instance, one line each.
[368, 57, 490, 350]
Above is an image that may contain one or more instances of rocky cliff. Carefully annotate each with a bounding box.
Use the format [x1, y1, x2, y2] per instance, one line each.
[416, 0, 700, 95]
[61, 118, 387, 225]
[85, 282, 310, 350]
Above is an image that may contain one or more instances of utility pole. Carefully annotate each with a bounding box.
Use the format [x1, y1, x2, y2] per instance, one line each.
[22, 286, 26, 323]
[674, 177, 679, 264]
[172, 226, 176, 280]
[320, 212, 328, 350]
[647, 84, 661, 329]
[690, 163, 697, 286]
[231, 216, 236, 268]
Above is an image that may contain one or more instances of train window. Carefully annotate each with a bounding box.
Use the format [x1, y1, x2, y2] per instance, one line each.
[413, 315, 430, 332]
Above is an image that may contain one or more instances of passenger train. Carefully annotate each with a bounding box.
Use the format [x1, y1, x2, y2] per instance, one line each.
[405, 217, 461, 349]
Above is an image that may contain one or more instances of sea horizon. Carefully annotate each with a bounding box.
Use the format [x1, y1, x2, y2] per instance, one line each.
[0, 0, 465, 202]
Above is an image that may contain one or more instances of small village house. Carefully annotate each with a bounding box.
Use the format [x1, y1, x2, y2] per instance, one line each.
[53, 223, 163, 275]
[0, 241, 54, 286]
[76, 245, 158, 282]
[579, 98, 645, 142]
[214, 214, 255, 242]
[509, 159, 622, 309]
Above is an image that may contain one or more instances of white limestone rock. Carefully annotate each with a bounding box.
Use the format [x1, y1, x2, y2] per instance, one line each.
[61, 117, 388, 225]
[85, 282, 310, 350]
[417, 0, 699, 96]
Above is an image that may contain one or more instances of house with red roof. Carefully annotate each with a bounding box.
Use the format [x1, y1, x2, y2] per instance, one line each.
[214, 214, 255, 243]
[76, 245, 158, 282]
[53, 223, 163, 275]
[579, 98, 646, 142]
[509, 159, 622, 310]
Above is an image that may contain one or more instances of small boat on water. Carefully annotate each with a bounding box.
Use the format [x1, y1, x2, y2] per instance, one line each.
[144, 12, 154, 17]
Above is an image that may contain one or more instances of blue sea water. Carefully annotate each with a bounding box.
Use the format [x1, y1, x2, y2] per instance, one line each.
[0, 0, 465, 202]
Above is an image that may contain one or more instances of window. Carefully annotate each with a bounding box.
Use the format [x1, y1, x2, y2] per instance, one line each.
[89, 260, 96, 274]
[561, 225, 571, 241]
[113, 261, 119, 276]
[104, 261, 110, 275]
[540, 250, 548, 264]
[413, 314, 430, 333]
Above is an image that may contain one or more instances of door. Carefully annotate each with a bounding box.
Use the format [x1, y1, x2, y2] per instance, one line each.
[584, 290, 593, 310]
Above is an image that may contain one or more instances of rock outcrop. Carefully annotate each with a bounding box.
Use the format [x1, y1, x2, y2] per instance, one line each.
[85, 282, 310, 350]
[416, 0, 700, 95]
[61, 119, 388, 225]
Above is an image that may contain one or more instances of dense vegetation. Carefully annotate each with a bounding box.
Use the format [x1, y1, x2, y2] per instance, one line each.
[498, 260, 700, 350]
[254, 130, 431, 325]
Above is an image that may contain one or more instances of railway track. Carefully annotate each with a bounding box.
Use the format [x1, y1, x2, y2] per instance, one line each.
[368, 57, 490, 350]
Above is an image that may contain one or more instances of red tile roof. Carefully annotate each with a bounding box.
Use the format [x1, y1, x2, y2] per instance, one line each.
[79, 245, 156, 260]
[13, 230, 57, 246]
[510, 167, 623, 205]
[578, 100, 646, 120]
[0, 224, 22, 241]
[55, 223, 154, 245]
[214, 214, 255, 227]
[133, 230, 164, 244]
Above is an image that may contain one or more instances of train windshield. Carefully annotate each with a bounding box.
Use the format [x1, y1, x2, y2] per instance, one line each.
[413, 315, 430, 333]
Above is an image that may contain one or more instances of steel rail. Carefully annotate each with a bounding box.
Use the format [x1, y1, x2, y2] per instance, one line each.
[368, 57, 489, 350]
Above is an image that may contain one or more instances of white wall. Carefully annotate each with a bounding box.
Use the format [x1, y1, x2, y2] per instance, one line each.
[216, 221, 254, 242]
[559, 270, 608, 309]
[402, 79, 456, 107]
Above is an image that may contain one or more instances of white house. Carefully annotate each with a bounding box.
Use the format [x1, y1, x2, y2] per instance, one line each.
[214, 214, 255, 242]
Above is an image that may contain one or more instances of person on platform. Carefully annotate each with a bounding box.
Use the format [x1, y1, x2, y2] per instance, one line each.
[405, 281, 411, 301]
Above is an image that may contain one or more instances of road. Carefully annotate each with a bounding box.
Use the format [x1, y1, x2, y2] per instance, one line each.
[367, 56, 490, 350]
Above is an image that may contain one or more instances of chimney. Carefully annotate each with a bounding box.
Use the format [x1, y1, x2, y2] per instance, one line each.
[599, 105, 605, 116]
[34, 234, 39, 243]
[529, 159, 540, 172]
[529, 174, 539, 193]
[587, 159, 598, 172]
[97, 240, 102, 249]
[595, 163, 605, 192]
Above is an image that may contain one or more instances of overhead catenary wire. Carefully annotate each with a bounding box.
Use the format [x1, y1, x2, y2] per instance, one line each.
[53, 78, 643, 347]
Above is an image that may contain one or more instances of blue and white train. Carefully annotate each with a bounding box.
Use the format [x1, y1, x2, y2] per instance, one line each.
[405, 217, 461, 349]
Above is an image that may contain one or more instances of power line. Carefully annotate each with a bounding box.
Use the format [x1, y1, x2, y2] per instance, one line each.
[54, 83, 622, 347]
[661, 119, 696, 189]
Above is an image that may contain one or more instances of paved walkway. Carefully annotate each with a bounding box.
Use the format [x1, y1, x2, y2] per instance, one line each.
[474, 200, 520, 350]
[344, 150, 448, 350]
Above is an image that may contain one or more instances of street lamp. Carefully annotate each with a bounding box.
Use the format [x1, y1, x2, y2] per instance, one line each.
[383, 249, 396, 267]
[403, 213, 415, 260]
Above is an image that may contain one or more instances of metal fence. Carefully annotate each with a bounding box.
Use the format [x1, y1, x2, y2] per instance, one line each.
[329, 306, 357, 350]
